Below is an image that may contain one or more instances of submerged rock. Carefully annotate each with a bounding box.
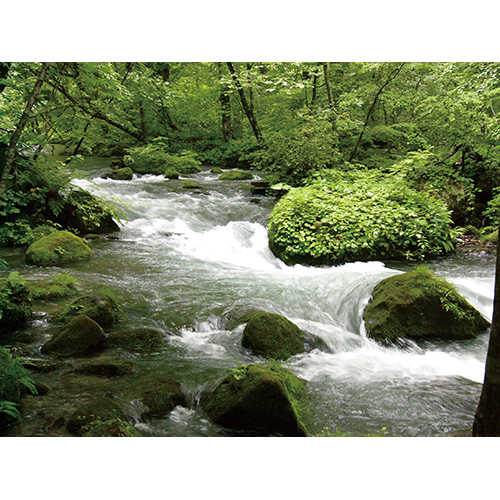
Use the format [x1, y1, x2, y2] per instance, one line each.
[203, 363, 307, 436]
[53, 294, 123, 328]
[142, 377, 186, 417]
[66, 395, 132, 436]
[73, 357, 134, 377]
[41, 315, 106, 357]
[25, 231, 92, 267]
[363, 267, 490, 343]
[242, 312, 326, 360]
[106, 327, 164, 349]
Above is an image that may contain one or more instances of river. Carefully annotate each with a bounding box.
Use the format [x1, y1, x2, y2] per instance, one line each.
[1, 160, 495, 436]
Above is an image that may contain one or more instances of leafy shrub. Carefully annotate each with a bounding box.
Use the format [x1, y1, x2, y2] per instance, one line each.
[362, 124, 409, 150]
[268, 169, 456, 266]
[391, 149, 475, 224]
[0, 346, 37, 422]
[196, 139, 260, 169]
[124, 138, 201, 175]
[484, 187, 500, 226]
[0, 272, 32, 331]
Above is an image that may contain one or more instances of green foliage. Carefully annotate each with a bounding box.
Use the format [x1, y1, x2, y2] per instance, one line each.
[268, 169, 456, 266]
[484, 188, 500, 225]
[82, 417, 141, 437]
[124, 139, 201, 175]
[195, 139, 261, 169]
[0, 346, 37, 422]
[164, 168, 179, 179]
[0, 272, 32, 330]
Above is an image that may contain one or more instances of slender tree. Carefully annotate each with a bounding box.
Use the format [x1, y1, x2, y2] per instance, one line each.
[0, 62, 50, 195]
[226, 62, 264, 144]
[473, 228, 500, 436]
[348, 63, 405, 162]
[218, 63, 233, 141]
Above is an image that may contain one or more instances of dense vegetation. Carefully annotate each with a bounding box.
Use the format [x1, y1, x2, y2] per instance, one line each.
[2, 62, 500, 255]
[1, 61, 500, 436]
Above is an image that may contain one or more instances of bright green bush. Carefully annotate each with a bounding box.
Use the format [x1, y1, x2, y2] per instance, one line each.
[0, 346, 37, 422]
[124, 138, 201, 175]
[268, 169, 456, 266]
[0, 272, 32, 332]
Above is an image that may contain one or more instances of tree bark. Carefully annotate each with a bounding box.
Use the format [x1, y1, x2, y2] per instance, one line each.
[218, 63, 233, 142]
[348, 63, 405, 163]
[323, 62, 334, 109]
[473, 227, 500, 436]
[226, 62, 264, 144]
[0, 62, 50, 195]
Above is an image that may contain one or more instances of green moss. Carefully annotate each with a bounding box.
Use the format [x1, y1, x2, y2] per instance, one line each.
[25, 230, 92, 266]
[203, 362, 307, 436]
[182, 180, 202, 190]
[164, 168, 180, 179]
[0, 272, 32, 332]
[27, 273, 78, 301]
[242, 312, 305, 360]
[363, 266, 490, 343]
[142, 377, 186, 417]
[210, 167, 223, 174]
[482, 229, 498, 243]
[106, 328, 164, 349]
[108, 167, 133, 180]
[218, 170, 254, 181]
[66, 396, 126, 436]
[41, 315, 106, 357]
[53, 293, 123, 327]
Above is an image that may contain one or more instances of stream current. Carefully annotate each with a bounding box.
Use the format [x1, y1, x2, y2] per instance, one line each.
[2, 161, 495, 437]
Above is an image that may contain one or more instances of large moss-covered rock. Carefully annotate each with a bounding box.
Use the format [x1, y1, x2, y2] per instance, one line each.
[242, 312, 325, 360]
[106, 328, 164, 349]
[106, 167, 133, 181]
[363, 267, 490, 343]
[25, 231, 92, 267]
[55, 189, 120, 235]
[41, 315, 106, 357]
[203, 363, 307, 436]
[66, 395, 128, 436]
[53, 294, 122, 328]
[142, 377, 186, 417]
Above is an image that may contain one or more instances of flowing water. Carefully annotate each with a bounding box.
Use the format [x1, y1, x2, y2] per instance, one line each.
[1, 160, 495, 437]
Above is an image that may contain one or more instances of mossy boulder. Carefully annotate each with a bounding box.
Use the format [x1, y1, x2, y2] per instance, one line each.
[164, 168, 180, 179]
[107, 167, 134, 180]
[220, 306, 264, 331]
[41, 315, 106, 357]
[211, 167, 223, 174]
[25, 231, 92, 267]
[203, 363, 308, 436]
[26, 273, 78, 301]
[106, 327, 164, 349]
[55, 189, 120, 235]
[73, 358, 134, 377]
[219, 170, 254, 181]
[363, 267, 491, 343]
[53, 293, 123, 328]
[142, 377, 186, 417]
[0, 273, 32, 333]
[66, 395, 128, 436]
[182, 180, 202, 190]
[242, 312, 326, 360]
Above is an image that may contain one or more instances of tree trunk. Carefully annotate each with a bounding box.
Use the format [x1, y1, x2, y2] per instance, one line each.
[348, 63, 405, 163]
[226, 62, 264, 144]
[139, 101, 147, 143]
[0, 62, 50, 195]
[218, 63, 233, 142]
[473, 226, 500, 436]
[323, 62, 334, 109]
